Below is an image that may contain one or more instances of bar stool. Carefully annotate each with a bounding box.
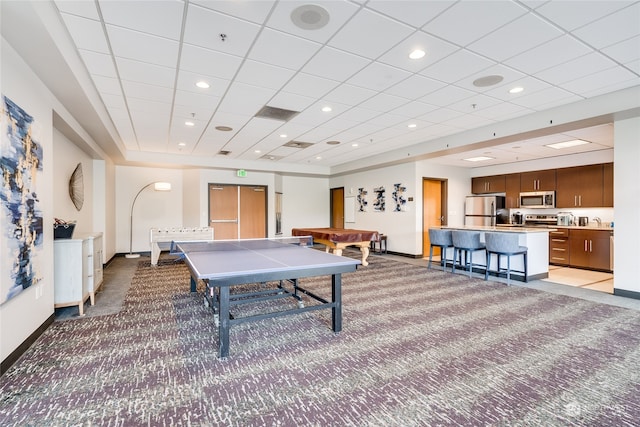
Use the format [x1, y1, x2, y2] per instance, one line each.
[451, 230, 485, 277]
[484, 232, 528, 286]
[428, 228, 453, 270]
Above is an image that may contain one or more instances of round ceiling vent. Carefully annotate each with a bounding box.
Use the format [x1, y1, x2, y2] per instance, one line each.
[215, 126, 233, 132]
[473, 75, 504, 87]
[291, 4, 330, 30]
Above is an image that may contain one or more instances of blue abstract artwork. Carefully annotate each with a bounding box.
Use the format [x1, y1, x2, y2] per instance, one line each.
[1, 95, 44, 304]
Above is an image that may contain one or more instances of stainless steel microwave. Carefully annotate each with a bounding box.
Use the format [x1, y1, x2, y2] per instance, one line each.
[519, 191, 555, 208]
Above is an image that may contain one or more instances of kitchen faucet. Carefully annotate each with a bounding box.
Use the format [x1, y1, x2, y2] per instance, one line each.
[594, 217, 602, 226]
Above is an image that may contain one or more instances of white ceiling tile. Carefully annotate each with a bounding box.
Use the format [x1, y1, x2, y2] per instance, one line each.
[417, 107, 464, 124]
[511, 86, 579, 110]
[92, 75, 122, 96]
[59, 13, 109, 54]
[385, 74, 446, 100]
[302, 46, 370, 82]
[482, 76, 552, 102]
[99, 0, 184, 40]
[127, 98, 171, 116]
[419, 85, 475, 107]
[183, 3, 261, 56]
[173, 90, 220, 114]
[623, 58, 640, 75]
[217, 82, 275, 116]
[249, 29, 321, 70]
[424, 1, 528, 47]
[179, 44, 243, 80]
[100, 93, 126, 110]
[535, 52, 618, 85]
[468, 13, 563, 62]
[328, 8, 414, 59]
[54, 0, 101, 20]
[335, 107, 382, 124]
[79, 49, 117, 78]
[222, 117, 283, 153]
[235, 60, 295, 91]
[419, 49, 495, 84]
[121, 80, 173, 104]
[377, 31, 458, 73]
[268, 92, 316, 112]
[389, 101, 437, 118]
[574, 75, 640, 98]
[573, 3, 640, 49]
[505, 35, 592, 75]
[324, 84, 377, 106]
[366, 0, 454, 28]
[265, 1, 359, 44]
[282, 73, 340, 99]
[358, 93, 408, 112]
[535, 0, 635, 31]
[470, 102, 532, 121]
[190, 0, 275, 24]
[116, 58, 175, 88]
[347, 62, 412, 91]
[107, 25, 179, 68]
[447, 93, 502, 115]
[563, 66, 639, 96]
[602, 35, 640, 64]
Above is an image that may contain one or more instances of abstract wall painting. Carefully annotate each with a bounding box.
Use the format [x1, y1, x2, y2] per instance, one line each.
[393, 183, 408, 212]
[357, 187, 368, 212]
[1, 95, 44, 304]
[373, 186, 385, 212]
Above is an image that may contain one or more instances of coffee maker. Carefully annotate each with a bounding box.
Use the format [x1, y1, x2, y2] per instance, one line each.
[511, 212, 524, 225]
[557, 212, 573, 226]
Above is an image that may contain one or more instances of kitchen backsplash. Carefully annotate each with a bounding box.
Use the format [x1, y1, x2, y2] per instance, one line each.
[508, 207, 615, 226]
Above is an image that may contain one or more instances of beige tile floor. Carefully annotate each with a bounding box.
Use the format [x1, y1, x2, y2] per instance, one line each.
[544, 265, 614, 293]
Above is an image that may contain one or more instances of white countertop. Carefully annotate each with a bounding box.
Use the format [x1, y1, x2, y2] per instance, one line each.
[440, 225, 551, 234]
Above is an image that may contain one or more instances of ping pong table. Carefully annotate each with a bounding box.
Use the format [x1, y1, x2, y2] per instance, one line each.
[171, 237, 360, 359]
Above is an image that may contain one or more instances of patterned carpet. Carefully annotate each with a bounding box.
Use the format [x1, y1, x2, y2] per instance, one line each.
[2, 251, 640, 426]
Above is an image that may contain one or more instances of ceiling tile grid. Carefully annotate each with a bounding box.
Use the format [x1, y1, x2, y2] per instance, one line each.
[49, 0, 638, 168]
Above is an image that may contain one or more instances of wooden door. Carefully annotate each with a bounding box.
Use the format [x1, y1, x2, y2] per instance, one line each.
[239, 186, 266, 238]
[331, 187, 344, 229]
[209, 185, 239, 239]
[209, 184, 267, 239]
[422, 179, 446, 257]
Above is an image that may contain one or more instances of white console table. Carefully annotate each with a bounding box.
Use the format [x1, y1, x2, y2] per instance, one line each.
[150, 227, 214, 266]
[54, 232, 104, 315]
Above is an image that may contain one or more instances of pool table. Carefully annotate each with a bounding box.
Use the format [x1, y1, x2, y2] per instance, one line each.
[291, 227, 379, 266]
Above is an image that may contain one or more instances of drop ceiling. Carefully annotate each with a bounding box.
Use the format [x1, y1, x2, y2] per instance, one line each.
[5, 1, 640, 172]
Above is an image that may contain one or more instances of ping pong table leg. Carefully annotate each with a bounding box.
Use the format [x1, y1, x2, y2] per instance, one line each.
[332, 274, 342, 333]
[218, 286, 230, 359]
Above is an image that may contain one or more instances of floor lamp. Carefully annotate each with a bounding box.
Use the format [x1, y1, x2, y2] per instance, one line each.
[125, 181, 172, 259]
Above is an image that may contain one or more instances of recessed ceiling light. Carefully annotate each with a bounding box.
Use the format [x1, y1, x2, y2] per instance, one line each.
[254, 150, 261, 153]
[463, 156, 494, 162]
[195, 81, 210, 89]
[316, 156, 322, 160]
[178, 142, 186, 147]
[322, 106, 332, 112]
[546, 139, 591, 149]
[215, 126, 233, 131]
[280, 134, 287, 138]
[473, 75, 504, 87]
[509, 86, 524, 94]
[409, 49, 425, 60]
[408, 123, 417, 128]
[185, 121, 195, 127]
[352, 143, 358, 147]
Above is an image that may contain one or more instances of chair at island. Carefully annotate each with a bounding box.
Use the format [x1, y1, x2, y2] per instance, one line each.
[428, 228, 453, 271]
[451, 230, 485, 277]
[484, 232, 528, 286]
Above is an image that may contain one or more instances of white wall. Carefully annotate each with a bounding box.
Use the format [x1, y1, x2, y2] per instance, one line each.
[52, 128, 94, 233]
[613, 116, 640, 293]
[282, 175, 330, 233]
[115, 166, 184, 254]
[1, 38, 55, 362]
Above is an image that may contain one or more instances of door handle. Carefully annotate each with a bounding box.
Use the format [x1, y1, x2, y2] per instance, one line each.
[439, 216, 445, 222]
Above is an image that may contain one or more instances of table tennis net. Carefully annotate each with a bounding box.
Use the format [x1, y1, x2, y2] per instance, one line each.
[169, 236, 314, 255]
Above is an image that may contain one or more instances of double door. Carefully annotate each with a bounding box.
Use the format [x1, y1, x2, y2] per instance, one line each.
[209, 184, 267, 240]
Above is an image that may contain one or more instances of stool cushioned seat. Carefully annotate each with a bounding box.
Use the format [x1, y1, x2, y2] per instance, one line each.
[484, 232, 528, 285]
[451, 230, 485, 277]
[428, 228, 453, 270]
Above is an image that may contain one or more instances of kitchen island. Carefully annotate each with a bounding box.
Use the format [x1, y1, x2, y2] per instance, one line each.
[438, 225, 552, 281]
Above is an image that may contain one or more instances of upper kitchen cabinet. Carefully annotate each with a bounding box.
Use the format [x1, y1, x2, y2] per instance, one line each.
[520, 169, 556, 192]
[471, 175, 505, 194]
[556, 164, 604, 208]
[603, 163, 614, 207]
[504, 173, 521, 208]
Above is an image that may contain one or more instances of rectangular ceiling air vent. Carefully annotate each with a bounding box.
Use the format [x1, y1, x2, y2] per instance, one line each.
[218, 150, 231, 156]
[284, 140, 313, 149]
[255, 106, 300, 122]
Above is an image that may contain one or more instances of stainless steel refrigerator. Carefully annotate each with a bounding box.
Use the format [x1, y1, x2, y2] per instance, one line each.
[464, 195, 506, 226]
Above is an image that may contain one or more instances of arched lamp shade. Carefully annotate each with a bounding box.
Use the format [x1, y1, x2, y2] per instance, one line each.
[125, 181, 172, 259]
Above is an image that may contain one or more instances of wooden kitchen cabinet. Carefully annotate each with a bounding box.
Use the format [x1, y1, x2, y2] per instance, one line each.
[471, 175, 505, 194]
[556, 164, 604, 208]
[505, 173, 521, 208]
[520, 169, 556, 192]
[569, 229, 612, 271]
[54, 232, 104, 315]
[549, 228, 569, 266]
[603, 162, 613, 207]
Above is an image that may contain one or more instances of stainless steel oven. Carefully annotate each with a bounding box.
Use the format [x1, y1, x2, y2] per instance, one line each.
[519, 191, 555, 209]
